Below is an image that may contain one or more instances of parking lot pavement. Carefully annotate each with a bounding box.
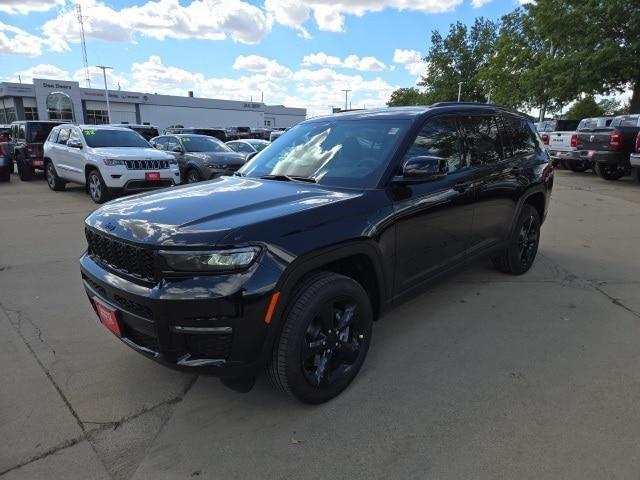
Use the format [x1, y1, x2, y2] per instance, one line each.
[1, 170, 639, 479]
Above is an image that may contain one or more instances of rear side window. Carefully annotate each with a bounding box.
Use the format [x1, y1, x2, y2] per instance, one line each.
[404, 116, 464, 173]
[504, 115, 536, 156]
[458, 115, 503, 165]
[18, 124, 26, 140]
[57, 128, 70, 145]
[612, 116, 640, 128]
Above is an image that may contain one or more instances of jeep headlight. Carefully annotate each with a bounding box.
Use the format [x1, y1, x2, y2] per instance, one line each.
[103, 159, 125, 166]
[160, 247, 260, 272]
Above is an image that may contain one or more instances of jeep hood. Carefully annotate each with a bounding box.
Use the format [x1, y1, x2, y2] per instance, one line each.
[89, 147, 172, 160]
[186, 151, 246, 166]
[85, 176, 362, 246]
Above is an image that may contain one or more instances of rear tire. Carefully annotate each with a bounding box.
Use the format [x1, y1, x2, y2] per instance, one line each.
[594, 162, 626, 181]
[268, 272, 373, 404]
[17, 153, 33, 181]
[45, 161, 65, 191]
[87, 169, 111, 204]
[567, 160, 590, 173]
[186, 168, 202, 184]
[492, 204, 541, 275]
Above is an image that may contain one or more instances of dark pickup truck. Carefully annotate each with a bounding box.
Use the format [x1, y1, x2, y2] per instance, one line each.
[575, 114, 640, 180]
[8, 121, 62, 181]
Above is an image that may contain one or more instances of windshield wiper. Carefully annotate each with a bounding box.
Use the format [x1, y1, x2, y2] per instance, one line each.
[259, 174, 317, 183]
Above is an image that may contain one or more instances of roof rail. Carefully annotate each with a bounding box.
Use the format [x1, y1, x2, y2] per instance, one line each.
[430, 101, 501, 108]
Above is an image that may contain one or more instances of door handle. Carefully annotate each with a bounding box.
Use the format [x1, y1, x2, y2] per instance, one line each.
[453, 181, 472, 193]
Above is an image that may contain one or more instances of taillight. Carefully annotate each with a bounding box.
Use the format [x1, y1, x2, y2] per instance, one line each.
[635, 132, 640, 153]
[570, 133, 578, 148]
[541, 133, 549, 145]
[609, 130, 623, 150]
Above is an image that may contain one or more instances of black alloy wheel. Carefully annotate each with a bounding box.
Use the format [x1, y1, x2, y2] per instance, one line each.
[492, 204, 541, 275]
[268, 272, 373, 404]
[301, 299, 365, 389]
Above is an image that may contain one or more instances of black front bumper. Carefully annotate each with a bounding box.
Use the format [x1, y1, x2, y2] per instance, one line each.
[80, 253, 279, 377]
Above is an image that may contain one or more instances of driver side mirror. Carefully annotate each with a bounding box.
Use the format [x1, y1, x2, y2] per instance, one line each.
[171, 145, 183, 153]
[394, 156, 448, 183]
[67, 139, 82, 149]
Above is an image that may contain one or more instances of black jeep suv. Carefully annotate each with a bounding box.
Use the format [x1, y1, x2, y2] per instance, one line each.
[80, 104, 553, 403]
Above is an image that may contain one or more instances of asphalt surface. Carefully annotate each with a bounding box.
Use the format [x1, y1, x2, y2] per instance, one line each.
[1, 169, 639, 480]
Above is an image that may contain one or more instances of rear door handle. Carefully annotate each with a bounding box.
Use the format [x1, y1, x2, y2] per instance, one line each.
[453, 181, 472, 193]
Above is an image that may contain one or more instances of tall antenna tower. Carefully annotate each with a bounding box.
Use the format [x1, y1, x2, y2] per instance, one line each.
[76, 4, 91, 88]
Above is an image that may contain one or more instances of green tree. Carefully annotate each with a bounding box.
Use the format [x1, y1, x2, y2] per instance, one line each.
[566, 97, 604, 119]
[528, 0, 640, 113]
[479, 9, 566, 118]
[418, 18, 498, 103]
[386, 87, 429, 107]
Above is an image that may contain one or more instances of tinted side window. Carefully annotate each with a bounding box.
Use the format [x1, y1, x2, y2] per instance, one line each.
[404, 117, 464, 173]
[69, 129, 81, 144]
[153, 137, 168, 150]
[504, 115, 536, 156]
[165, 137, 179, 151]
[57, 128, 70, 145]
[458, 115, 503, 165]
[18, 125, 26, 140]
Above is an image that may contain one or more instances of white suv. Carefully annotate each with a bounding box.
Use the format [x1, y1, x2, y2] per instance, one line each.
[44, 124, 180, 203]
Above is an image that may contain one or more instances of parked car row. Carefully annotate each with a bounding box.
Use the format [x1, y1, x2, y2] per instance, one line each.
[537, 114, 640, 184]
[163, 126, 286, 142]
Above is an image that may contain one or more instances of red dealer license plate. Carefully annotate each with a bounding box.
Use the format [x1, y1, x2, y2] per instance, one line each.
[145, 172, 161, 181]
[94, 298, 122, 336]
[32, 160, 44, 167]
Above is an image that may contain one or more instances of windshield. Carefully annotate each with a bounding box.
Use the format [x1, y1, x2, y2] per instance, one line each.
[238, 119, 410, 188]
[249, 141, 268, 152]
[130, 127, 159, 140]
[182, 135, 231, 152]
[83, 128, 150, 148]
[28, 123, 57, 143]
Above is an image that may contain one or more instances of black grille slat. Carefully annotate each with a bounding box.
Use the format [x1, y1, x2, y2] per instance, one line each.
[85, 229, 155, 282]
[185, 334, 232, 359]
[124, 160, 170, 170]
[124, 325, 159, 352]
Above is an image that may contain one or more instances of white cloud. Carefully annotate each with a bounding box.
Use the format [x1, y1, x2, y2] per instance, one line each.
[266, 0, 463, 33]
[1, 0, 65, 15]
[6, 64, 70, 83]
[302, 52, 385, 71]
[0, 21, 45, 56]
[233, 55, 292, 79]
[42, 0, 273, 52]
[471, 0, 493, 7]
[393, 48, 425, 77]
[73, 66, 130, 90]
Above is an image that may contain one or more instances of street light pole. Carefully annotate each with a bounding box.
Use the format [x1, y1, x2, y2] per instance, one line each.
[96, 65, 113, 123]
[341, 89, 351, 111]
[457, 82, 463, 102]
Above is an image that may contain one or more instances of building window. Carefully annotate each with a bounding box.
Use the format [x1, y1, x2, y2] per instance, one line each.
[86, 110, 109, 125]
[46, 92, 74, 121]
[24, 107, 39, 120]
[2, 108, 17, 123]
[264, 118, 274, 127]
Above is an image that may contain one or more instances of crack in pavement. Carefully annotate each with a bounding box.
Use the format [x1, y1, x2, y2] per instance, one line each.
[0, 375, 198, 478]
[538, 253, 640, 319]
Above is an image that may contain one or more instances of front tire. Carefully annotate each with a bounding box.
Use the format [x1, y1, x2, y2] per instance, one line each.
[492, 204, 541, 275]
[268, 272, 373, 404]
[87, 169, 111, 204]
[594, 162, 626, 181]
[45, 161, 65, 191]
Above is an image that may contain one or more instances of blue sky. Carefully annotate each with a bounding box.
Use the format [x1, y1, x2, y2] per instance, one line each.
[1, 0, 524, 116]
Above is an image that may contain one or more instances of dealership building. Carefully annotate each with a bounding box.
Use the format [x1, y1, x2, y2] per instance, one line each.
[0, 78, 307, 130]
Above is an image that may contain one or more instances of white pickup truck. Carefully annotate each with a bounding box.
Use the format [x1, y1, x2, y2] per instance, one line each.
[536, 119, 581, 167]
